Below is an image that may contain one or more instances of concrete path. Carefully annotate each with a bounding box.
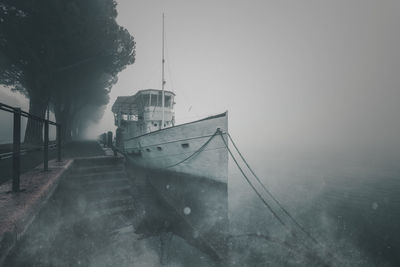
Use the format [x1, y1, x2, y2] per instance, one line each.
[0, 140, 106, 265]
[0, 140, 105, 184]
[0, 159, 73, 265]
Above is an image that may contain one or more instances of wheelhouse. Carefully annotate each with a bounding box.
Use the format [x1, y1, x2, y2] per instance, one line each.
[112, 89, 175, 140]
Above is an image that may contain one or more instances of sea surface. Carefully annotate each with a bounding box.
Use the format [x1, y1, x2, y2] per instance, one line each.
[228, 148, 400, 266]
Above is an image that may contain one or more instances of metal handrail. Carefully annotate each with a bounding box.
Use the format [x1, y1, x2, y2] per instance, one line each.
[0, 144, 58, 160]
[0, 103, 60, 125]
[0, 102, 62, 192]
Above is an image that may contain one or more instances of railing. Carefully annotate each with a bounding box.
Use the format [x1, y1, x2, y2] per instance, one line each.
[98, 131, 113, 148]
[0, 102, 62, 192]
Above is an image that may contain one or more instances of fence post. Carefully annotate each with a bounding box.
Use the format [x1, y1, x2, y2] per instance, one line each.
[102, 133, 107, 147]
[107, 131, 113, 148]
[43, 120, 49, 171]
[57, 124, 62, 162]
[12, 108, 21, 192]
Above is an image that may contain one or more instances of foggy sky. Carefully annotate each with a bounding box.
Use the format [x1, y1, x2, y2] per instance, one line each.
[2, 0, 400, 153]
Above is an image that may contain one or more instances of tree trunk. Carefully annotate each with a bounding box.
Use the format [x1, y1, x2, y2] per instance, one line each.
[24, 94, 48, 145]
[54, 100, 73, 142]
[71, 115, 82, 140]
[77, 118, 86, 140]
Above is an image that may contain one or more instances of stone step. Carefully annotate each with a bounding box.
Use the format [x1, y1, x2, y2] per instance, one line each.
[78, 179, 130, 191]
[80, 177, 129, 186]
[69, 165, 125, 175]
[73, 156, 124, 167]
[89, 197, 134, 211]
[88, 194, 133, 205]
[84, 204, 135, 219]
[79, 182, 130, 193]
[84, 187, 132, 201]
[67, 171, 127, 180]
[65, 206, 134, 231]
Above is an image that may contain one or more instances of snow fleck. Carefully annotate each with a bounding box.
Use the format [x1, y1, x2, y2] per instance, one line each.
[372, 202, 379, 210]
[183, 207, 191, 215]
[193, 230, 199, 238]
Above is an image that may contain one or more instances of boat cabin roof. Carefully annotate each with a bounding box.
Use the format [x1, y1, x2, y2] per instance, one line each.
[112, 89, 175, 115]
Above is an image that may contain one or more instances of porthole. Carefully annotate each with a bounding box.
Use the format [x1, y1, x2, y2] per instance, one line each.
[157, 146, 162, 151]
[181, 143, 189, 148]
[146, 148, 151, 152]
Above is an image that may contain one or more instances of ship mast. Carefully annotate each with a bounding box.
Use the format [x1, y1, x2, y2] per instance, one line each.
[161, 13, 165, 129]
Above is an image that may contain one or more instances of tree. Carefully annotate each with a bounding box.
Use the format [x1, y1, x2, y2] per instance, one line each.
[0, 0, 135, 144]
[1, 0, 57, 143]
[52, 71, 116, 140]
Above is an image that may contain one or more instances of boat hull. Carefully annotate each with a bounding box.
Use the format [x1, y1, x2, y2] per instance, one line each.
[126, 164, 229, 263]
[121, 112, 230, 263]
[122, 112, 228, 183]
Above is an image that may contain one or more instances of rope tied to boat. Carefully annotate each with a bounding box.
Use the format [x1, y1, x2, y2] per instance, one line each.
[224, 131, 320, 244]
[218, 130, 318, 239]
[164, 128, 221, 169]
[218, 130, 342, 266]
[217, 130, 287, 227]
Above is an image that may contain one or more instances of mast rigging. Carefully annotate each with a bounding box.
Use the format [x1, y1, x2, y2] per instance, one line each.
[161, 13, 165, 129]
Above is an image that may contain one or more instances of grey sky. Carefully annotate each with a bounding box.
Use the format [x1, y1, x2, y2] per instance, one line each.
[94, 0, 400, 151]
[2, 0, 400, 152]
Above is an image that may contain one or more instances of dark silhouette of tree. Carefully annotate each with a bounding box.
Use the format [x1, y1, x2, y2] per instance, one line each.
[0, 0, 135, 143]
[52, 71, 116, 140]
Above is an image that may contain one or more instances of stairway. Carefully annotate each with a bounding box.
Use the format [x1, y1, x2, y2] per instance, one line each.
[62, 156, 136, 224]
[5, 155, 222, 266]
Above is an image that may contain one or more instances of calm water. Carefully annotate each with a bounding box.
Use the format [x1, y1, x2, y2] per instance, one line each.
[229, 149, 400, 266]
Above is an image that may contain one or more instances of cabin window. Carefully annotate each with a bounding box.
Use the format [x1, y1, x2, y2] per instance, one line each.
[165, 95, 171, 107]
[151, 94, 157, 106]
[181, 143, 189, 148]
[142, 94, 150, 107]
[157, 92, 162, 106]
[127, 114, 138, 121]
[157, 146, 162, 151]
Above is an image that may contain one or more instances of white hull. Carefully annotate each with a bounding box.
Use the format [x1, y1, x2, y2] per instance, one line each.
[122, 112, 228, 183]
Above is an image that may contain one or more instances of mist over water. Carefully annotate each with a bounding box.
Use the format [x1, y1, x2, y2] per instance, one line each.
[228, 145, 400, 266]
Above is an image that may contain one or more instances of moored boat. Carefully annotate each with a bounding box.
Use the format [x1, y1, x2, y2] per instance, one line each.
[112, 91, 228, 182]
[111, 14, 229, 264]
[111, 91, 229, 263]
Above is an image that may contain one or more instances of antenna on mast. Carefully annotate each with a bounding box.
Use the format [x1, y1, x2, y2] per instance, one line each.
[161, 13, 165, 129]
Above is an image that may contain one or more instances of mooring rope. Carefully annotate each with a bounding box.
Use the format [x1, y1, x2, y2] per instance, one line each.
[220, 131, 342, 266]
[164, 129, 220, 169]
[217, 130, 287, 226]
[218, 131, 325, 246]
[226, 132, 320, 245]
